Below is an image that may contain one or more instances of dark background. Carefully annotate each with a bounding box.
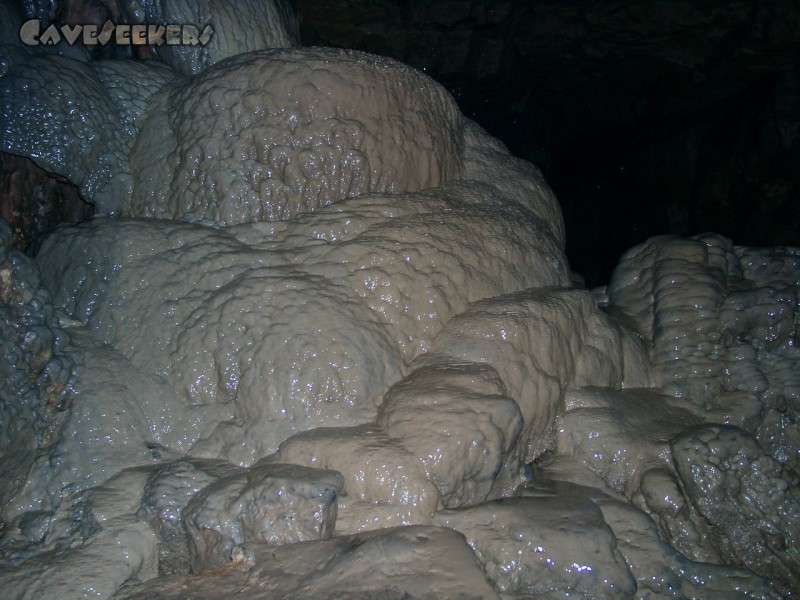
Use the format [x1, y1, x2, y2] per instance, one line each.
[293, 0, 800, 285]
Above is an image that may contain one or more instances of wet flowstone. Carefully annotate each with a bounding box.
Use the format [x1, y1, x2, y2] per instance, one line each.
[0, 2, 798, 597]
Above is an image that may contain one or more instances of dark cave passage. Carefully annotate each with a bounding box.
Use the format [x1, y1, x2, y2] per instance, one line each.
[294, 0, 800, 286]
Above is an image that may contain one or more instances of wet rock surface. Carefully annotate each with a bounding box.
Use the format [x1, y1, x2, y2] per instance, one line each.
[435, 495, 637, 598]
[32, 120, 567, 467]
[558, 387, 702, 496]
[137, 458, 238, 576]
[672, 425, 800, 595]
[0, 47, 129, 214]
[0, 468, 159, 600]
[112, 525, 500, 600]
[0, 153, 92, 254]
[0, 2, 799, 598]
[378, 362, 524, 509]
[416, 287, 650, 460]
[526, 457, 782, 599]
[0, 219, 73, 510]
[294, 0, 800, 286]
[270, 424, 440, 533]
[604, 233, 800, 471]
[183, 462, 343, 572]
[129, 47, 466, 226]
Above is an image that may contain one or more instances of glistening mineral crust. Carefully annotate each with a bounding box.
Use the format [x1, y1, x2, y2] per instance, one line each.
[0, 4, 798, 598]
[128, 47, 467, 225]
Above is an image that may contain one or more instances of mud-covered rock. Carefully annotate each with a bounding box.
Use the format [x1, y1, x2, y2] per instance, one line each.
[137, 459, 242, 575]
[113, 525, 498, 600]
[183, 461, 343, 572]
[671, 424, 800, 595]
[0, 218, 73, 509]
[557, 387, 701, 496]
[379, 362, 524, 508]
[419, 287, 649, 460]
[434, 494, 637, 598]
[270, 425, 439, 533]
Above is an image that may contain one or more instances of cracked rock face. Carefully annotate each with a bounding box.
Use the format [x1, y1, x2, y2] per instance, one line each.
[0, 2, 798, 599]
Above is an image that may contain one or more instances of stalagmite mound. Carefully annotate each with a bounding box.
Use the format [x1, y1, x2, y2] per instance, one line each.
[129, 47, 467, 225]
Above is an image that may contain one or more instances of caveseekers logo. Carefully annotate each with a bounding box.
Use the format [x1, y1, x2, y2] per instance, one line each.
[20, 19, 214, 46]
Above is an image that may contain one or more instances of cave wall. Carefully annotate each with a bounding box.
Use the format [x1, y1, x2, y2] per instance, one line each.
[4, 0, 798, 280]
[294, 0, 800, 285]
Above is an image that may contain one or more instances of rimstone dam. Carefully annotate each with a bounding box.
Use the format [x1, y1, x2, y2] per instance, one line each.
[0, 1, 798, 598]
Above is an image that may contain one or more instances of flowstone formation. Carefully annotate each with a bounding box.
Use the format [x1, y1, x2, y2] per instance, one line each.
[0, 2, 798, 598]
[129, 47, 466, 225]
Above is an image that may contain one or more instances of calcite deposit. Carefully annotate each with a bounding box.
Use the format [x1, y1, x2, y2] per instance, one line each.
[129, 47, 466, 225]
[0, 219, 73, 509]
[0, 1, 798, 598]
